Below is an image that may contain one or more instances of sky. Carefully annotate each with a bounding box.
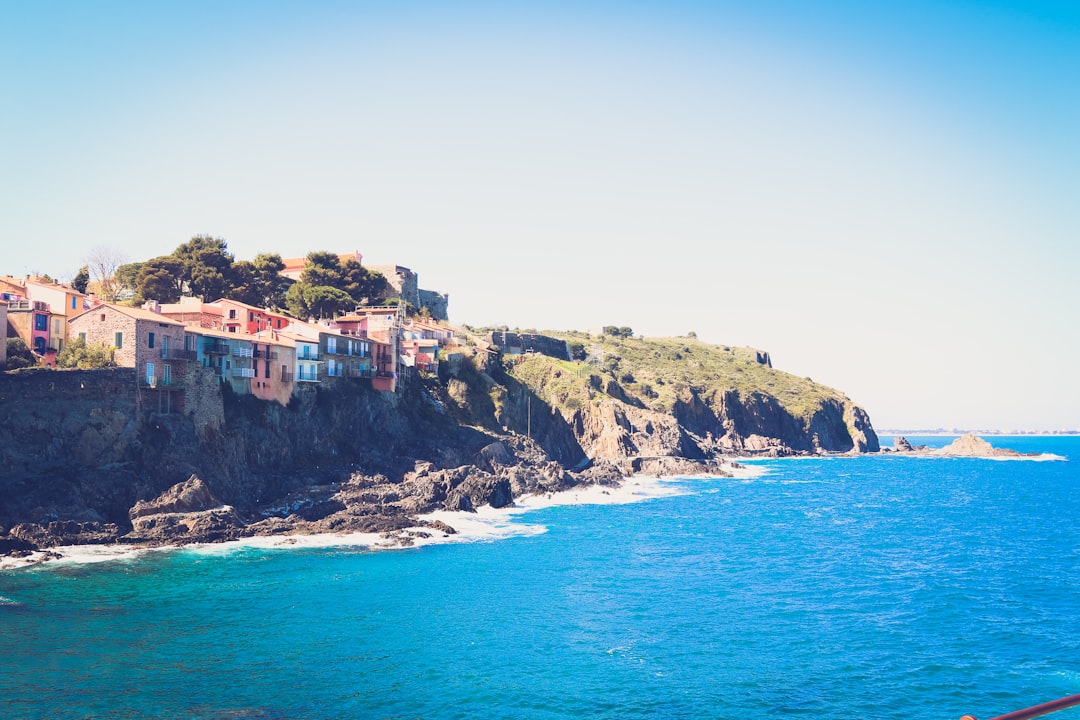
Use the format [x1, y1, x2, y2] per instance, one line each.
[1, 1, 1077, 431]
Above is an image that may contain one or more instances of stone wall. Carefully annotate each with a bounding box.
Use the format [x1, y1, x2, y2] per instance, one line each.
[489, 331, 571, 361]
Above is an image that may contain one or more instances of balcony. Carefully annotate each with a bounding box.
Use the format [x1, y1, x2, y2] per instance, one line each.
[203, 341, 229, 355]
[232, 367, 256, 378]
[162, 348, 198, 361]
[232, 346, 253, 358]
[7, 300, 48, 312]
[253, 348, 279, 360]
[280, 369, 294, 383]
[142, 376, 181, 389]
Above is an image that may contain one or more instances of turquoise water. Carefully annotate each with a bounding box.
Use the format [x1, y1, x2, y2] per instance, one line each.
[2, 436, 1078, 720]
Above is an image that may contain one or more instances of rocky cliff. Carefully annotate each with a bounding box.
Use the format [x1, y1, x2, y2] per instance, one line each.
[0, 333, 878, 559]
[499, 334, 879, 465]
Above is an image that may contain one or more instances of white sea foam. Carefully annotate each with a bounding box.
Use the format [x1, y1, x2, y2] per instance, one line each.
[0, 461, 763, 570]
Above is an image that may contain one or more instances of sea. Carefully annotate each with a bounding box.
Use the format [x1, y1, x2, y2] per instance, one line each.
[1, 435, 1078, 720]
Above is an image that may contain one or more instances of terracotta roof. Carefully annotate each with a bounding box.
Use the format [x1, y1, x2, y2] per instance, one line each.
[184, 326, 252, 341]
[69, 302, 184, 326]
[212, 298, 291, 315]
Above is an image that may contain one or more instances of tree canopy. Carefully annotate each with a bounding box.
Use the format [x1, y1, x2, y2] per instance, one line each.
[284, 251, 388, 320]
[72, 265, 89, 294]
[126, 240, 388, 320]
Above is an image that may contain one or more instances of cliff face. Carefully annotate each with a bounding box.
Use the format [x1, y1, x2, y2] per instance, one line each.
[0, 334, 877, 555]
[498, 337, 878, 464]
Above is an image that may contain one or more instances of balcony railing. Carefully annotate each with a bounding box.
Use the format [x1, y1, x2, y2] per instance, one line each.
[142, 377, 180, 389]
[162, 348, 197, 361]
[232, 346, 253, 358]
[253, 348, 279, 359]
[7, 300, 49, 311]
[232, 367, 256, 378]
[280, 369, 294, 383]
[203, 341, 229, 355]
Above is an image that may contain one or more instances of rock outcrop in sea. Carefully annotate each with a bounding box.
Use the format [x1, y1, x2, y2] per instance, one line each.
[889, 433, 1036, 458]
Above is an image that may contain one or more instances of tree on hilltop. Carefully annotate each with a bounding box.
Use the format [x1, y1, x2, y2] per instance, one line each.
[284, 251, 388, 319]
[134, 235, 236, 303]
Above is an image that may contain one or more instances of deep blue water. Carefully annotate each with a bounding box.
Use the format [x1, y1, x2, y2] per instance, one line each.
[2, 436, 1078, 720]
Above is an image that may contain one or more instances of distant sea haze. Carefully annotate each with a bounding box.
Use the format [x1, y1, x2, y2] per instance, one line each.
[1, 434, 1076, 720]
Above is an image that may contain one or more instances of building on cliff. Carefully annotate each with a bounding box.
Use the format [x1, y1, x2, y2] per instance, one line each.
[1, 275, 91, 352]
[69, 303, 190, 413]
[158, 296, 225, 330]
[5, 298, 53, 357]
[215, 298, 292, 335]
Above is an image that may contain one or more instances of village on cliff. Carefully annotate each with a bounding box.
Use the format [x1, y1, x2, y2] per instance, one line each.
[0, 250, 559, 411]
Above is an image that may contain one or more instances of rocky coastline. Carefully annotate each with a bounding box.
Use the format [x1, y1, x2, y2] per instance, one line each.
[0, 341, 877, 567]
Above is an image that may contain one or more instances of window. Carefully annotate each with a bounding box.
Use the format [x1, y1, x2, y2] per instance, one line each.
[71, 297, 77, 310]
[148, 332, 155, 349]
[327, 337, 337, 354]
[146, 362, 155, 385]
[78, 332, 86, 343]
[34, 314, 47, 331]
[249, 312, 254, 322]
[163, 364, 172, 386]
[115, 332, 123, 349]
[100, 314, 106, 322]
[229, 309, 237, 319]
[264, 360, 270, 379]
[161, 336, 169, 355]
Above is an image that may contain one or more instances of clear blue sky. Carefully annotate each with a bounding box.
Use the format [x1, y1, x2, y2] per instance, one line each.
[2, 1, 1077, 431]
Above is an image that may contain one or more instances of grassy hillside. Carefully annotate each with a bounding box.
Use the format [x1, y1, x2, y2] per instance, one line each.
[503, 331, 850, 423]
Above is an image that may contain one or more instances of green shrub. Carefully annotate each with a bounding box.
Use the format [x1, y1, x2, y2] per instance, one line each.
[5, 338, 36, 370]
[55, 337, 116, 369]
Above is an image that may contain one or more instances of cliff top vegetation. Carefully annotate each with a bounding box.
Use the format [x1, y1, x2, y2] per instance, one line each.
[499, 330, 850, 423]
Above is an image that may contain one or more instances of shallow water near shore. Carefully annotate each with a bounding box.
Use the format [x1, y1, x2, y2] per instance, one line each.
[1, 436, 1077, 720]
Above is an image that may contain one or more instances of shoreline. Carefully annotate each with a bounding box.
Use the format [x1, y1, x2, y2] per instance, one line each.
[0, 462, 765, 572]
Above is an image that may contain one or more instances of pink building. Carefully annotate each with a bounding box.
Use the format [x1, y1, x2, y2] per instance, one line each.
[215, 298, 292, 335]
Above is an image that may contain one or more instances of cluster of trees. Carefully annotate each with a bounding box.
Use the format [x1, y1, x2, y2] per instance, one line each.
[121, 236, 295, 309]
[284, 251, 388, 319]
[602, 326, 634, 338]
[86, 237, 390, 319]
